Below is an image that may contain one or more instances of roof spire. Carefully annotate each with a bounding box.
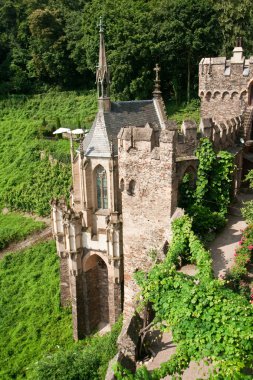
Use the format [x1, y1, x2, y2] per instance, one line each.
[96, 16, 110, 112]
[153, 63, 162, 99]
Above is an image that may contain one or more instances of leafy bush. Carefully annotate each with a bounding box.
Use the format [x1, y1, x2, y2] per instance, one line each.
[0, 212, 45, 249]
[126, 216, 253, 380]
[180, 138, 233, 239]
[226, 225, 253, 289]
[242, 200, 253, 224]
[29, 318, 122, 380]
[187, 204, 226, 236]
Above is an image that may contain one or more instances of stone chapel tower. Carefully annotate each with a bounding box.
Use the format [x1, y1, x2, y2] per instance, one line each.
[51, 20, 179, 339]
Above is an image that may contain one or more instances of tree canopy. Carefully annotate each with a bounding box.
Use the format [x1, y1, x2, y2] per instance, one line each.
[0, 0, 252, 99]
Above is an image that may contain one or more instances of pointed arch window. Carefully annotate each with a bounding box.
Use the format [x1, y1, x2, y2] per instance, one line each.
[96, 165, 108, 209]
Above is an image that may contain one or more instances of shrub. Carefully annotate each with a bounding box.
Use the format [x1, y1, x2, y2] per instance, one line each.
[187, 204, 226, 236]
[29, 317, 122, 380]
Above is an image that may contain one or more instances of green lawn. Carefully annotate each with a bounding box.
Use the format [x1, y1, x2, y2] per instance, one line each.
[0, 240, 122, 380]
[0, 212, 45, 249]
[0, 241, 73, 379]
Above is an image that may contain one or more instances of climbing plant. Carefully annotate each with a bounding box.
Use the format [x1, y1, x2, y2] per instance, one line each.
[114, 216, 253, 379]
[179, 138, 234, 237]
[195, 138, 234, 213]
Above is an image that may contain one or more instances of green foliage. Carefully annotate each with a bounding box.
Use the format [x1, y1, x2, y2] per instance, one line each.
[0, 212, 45, 249]
[0, 241, 73, 379]
[124, 216, 253, 379]
[242, 170, 253, 223]
[180, 138, 234, 238]
[29, 317, 122, 380]
[187, 205, 226, 237]
[0, 91, 96, 215]
[242, 200, 253, 224]
[178, 172, 196, 209]
[227, 225, 253, 287]
[166, 99, 200, 124]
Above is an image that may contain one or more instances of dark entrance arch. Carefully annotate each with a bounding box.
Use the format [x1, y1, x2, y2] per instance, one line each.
[248, 82, 253, 106]
[84, 254, 109, 331]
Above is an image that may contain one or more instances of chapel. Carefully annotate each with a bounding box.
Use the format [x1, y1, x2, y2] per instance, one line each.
[52, 28, 253, 340]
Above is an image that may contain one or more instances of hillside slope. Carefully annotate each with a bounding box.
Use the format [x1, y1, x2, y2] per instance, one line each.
[0, 91, 97, 215]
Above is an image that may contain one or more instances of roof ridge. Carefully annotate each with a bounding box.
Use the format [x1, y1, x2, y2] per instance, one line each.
[112, 99, 153, 104]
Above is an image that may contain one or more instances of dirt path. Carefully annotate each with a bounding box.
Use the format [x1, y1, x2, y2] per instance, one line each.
[145, 193, 252, 379]
[0, 226, 53, 259]
[0, 211, 52, 260]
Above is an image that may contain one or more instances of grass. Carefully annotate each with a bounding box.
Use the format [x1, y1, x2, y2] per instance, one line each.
[0, 212, 45, 249]
[0, 239, 122, 380]
[166, 98, 200, 125]
[0, 241, 73, 379]
[0, 91, 97, 215]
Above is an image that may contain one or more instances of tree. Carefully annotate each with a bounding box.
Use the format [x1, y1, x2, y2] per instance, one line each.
[150, 0, 221, 102]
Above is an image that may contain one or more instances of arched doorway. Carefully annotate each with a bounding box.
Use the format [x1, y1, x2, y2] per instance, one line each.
[84, 254, 109, 332]
[248, 82, 253, 106]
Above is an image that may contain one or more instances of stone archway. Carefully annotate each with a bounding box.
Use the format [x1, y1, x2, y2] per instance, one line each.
[84, 254, 109, 332]
[248, 82, 253, 106]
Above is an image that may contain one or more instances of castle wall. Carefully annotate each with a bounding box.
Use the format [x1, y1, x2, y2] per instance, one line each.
[118, 124, 177, 318]
[199, 48, 253, 122]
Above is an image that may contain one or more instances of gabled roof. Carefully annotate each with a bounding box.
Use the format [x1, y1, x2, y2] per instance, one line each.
[82, 100, 161, 158]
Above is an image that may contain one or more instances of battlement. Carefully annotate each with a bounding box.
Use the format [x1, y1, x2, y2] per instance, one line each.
[199, 45, 253, 122]
[176, 114, 242, 158]
[199, 46, 253, 81]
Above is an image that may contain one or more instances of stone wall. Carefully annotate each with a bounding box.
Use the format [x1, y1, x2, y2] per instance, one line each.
[118, 123, 177, 318]
[59, 253, 71, 307]
[199, 47, 253, 122]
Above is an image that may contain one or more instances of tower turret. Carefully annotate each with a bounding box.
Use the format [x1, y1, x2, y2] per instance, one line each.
[96, 17, 111, 112]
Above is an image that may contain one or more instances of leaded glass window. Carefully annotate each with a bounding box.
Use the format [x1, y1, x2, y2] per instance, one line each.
[96, 166, 108, 209]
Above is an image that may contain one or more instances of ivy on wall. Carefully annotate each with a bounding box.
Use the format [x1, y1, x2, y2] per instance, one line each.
[179, 138, 235, 237]
[114, 216, 253, 379]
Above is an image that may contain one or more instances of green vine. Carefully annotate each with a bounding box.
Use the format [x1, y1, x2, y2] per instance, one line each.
[179, 138, 234, 238]
[115, 216, 253, 380]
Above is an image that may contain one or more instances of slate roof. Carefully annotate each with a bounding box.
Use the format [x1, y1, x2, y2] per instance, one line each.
[82, 100, 161, 157]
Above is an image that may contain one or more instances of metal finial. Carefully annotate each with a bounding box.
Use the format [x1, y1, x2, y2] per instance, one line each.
[154, 63, 161, 82]
[98, 16, 104, 33]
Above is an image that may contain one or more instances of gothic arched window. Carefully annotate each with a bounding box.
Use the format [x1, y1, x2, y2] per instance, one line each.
[96, 165, 108, 209]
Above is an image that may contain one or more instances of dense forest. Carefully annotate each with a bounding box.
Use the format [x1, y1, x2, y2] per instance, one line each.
[1, 0, 253, 101]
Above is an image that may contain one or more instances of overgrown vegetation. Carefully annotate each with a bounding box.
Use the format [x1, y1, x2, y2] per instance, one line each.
[0, 91, 97, 215]
[225, 224, 253, 300]
[115, 216, 253, 379]
[29, 318, 122, 380]
[0, 240, 122, 379]
[0, 212, 45, 249]
[179, 138, 234, 238]
[242, 170, 253, 224]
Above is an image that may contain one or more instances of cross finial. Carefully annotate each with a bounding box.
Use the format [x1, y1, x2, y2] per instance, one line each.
[236, 36, 242, 47]
[154, 63, 160, 82]
[98, 16, 104, 33]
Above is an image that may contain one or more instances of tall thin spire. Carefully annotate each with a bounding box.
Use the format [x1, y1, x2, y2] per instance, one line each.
[96, 17, 110, 111]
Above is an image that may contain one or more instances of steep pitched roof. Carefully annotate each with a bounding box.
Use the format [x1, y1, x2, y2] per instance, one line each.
[82, 100, 161, 158]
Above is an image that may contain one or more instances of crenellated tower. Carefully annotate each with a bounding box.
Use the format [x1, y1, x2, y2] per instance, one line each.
[199, 39, 253, 140]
